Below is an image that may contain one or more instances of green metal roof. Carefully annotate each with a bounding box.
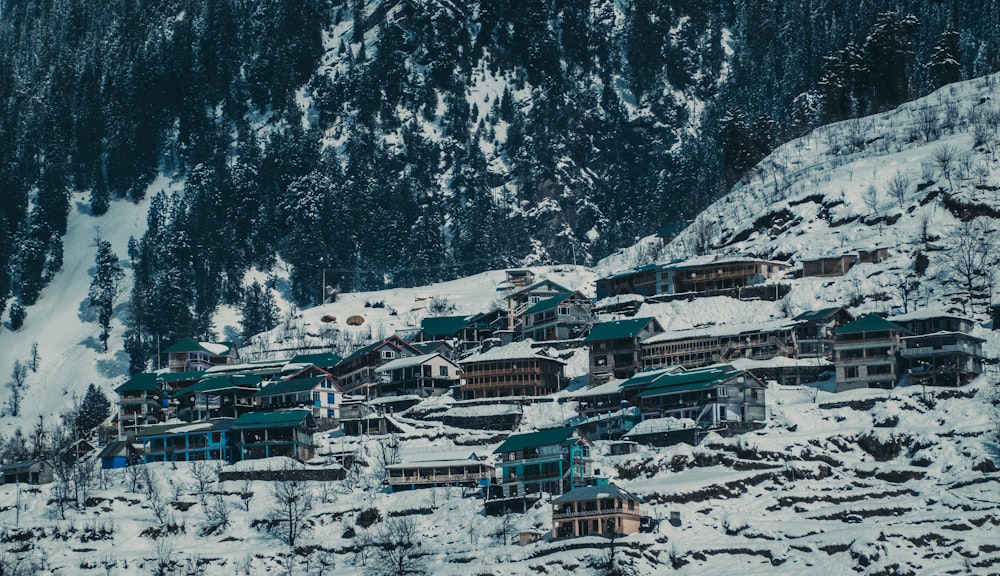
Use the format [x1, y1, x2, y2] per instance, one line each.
[233, 409, 312, 429]
[162, 337, 233, 355]
[157, 371, 207, 383]
[175, 374, 262, 396]
[793, 307, 845, 322]
[494, 426, 576, 454]
[833, 314, 913, 336]
[254, 376, 328, 397]
[421, 315, 471, 337]
[585, 317, 658, 342]
[627, 364, 740, 398]
[288, 352, 342, 367]
[523, 292, 575, 315]
[115, 372, 158, 394]
[621, 367, 682, 390]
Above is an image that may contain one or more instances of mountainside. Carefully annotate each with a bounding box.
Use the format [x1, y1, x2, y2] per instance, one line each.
[4, 1, 1000, 377]
[0, 67, 998, 576]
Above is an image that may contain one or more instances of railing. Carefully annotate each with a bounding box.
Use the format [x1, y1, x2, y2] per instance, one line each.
[553, 507, 640, 520]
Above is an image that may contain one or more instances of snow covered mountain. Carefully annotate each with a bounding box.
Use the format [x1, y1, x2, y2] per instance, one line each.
[0, 28, 999, 576]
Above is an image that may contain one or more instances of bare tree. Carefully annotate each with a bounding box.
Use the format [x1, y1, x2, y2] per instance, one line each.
[28, 342, 39, 373]
[888, 172, 910, 209]
[366, 517, 428, 576]
[202, 494, 232, 535]
[7, 361, 27, 417]
[933, 145, 957, 192]
[190, 460, 218, 506]
[862, 185, 883, 236]
[240, 477, 254, 512]
[943, 219, 997, 315]
[267, 472, 314, 547]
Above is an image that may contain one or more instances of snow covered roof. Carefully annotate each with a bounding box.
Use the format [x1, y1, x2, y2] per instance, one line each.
[643, 318, 797, 344]
[458, 340, 564, 364]
[375, 353, 446, 372]
[833, 314, 913, 336]
[730, 356, 833, 370]
[888, 308, 972, 323]
[624, 417, 696, 437]
[661, 255, 791, 270]
[162, 337, 233, 356]
[570, 379, 626, 398]
[443, 404, 522, 418]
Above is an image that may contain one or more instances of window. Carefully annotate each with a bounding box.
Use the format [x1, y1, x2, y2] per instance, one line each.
[594, 355, 607, 367]
[717, 387, 728, 397]
[558, 306, 569, 315]
[845, 366, 859, 378]
[439, 365, 449, 377]
[381, 350, 394, 359]
[327, 393, 336, 405]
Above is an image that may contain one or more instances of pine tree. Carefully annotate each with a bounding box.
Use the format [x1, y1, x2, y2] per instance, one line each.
[9, 300, 25, 330]
[240, 280, 279, 342]
[76, 383, 111, 435]
[929, 25, 961, 89]
[88, 240, 125, 352]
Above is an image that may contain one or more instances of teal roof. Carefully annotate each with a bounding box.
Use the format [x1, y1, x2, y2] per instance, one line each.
[833, 314, 913, 336]
[523, 292, 575, 315]
[175, 374, 262, 396]
[288, 352, 342, 367]
[494, 426, 577, 454]
[162, 337, 233, 355]
[233, 409, 312, 429]
[255, 376, 328, 397]
[158, 371, 207, 383]
[625, 364, 742, 398]
[585, 317, 658, 342]
[793, 307, 845, 322]
[421, 315, 471, 337]
[115, 373, 159, 394]
[339, 340, 387, 365]
[411, 341, 449, 354]
[621, 367, 680, 390]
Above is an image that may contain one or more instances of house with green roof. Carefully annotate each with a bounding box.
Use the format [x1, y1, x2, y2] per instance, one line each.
[585, 317, 664, 384]
[622, 364, 766, 427]
[833, 314, 913, 392]
[254, 374, 342, 421]
[504, 278, 573, 331]
[115, 373, 165, 431]
[333, 335, 424, 398]
[521, 290, 595, 342]
[233, 409, 317, 461]
[173, 374, 262, 422]
[792, 306, 854, 359]
[163, 337, 237, 373]
[492, 426, 594, 502]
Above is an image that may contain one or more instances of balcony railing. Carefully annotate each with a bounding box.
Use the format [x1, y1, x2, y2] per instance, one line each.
[553, 507, 640, 520]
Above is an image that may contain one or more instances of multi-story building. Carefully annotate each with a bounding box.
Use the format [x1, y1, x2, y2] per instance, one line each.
[458, 341, 565, 400]
[333, 335, 425, 397]
[233, 409, 317, 461]
[597, 257, 790, 299]
[792, 307, 854, 359]
[890, 310, 984, 387]
[833, 314, 912, 392]
[254, 374, 342, 420]
[373, 353, 460, 397]
[521, 290, 595, 342]
[640, 320, 796, 370]
[623, 364, 767, 425]
[163, 338, 237, 373]
[492, 426, 593, 499]
[551, 484, 642, 539]
[586, 317, 664, 384]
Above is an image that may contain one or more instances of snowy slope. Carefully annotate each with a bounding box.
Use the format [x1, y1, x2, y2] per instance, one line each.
[0, 176, 182, 434]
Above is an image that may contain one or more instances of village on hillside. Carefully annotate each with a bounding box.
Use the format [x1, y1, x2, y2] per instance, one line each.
[11, 259, 993, 547]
